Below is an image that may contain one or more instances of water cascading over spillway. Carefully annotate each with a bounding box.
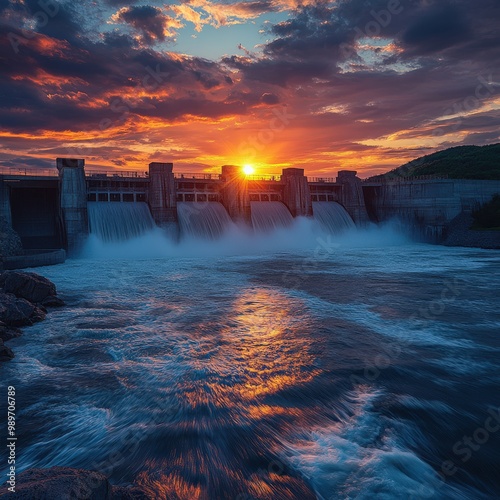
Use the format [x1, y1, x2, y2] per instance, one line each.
[87, 202, 155, 242]
[250, 201, 293, 232]
[312, 202, 356, 233]
[177, 202, 233, 239]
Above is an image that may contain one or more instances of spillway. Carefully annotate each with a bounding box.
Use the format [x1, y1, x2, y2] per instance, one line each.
[250, 201, 293, 232]
[87, 202, 155, 242]
[312, 202, 356, 233]
[177, 202, 233, 239]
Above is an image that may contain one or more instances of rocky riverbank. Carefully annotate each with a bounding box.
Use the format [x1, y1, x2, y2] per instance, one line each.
[0, 270, 65, 361]
[0, 272, 150, 499]
[444, 212, 500, 249]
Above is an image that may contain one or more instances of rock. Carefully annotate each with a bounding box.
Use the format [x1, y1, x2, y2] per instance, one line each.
[0, 216, 23, 259]
[0, 467, 149, 499]
[41, 295, 66, 307]
[0, 322, 22, 342]
[0, 271, 57, 303]
[112, 486, 150, 499]
[0, 338, 14, 361]
[0, 271, 62, 362]
[0, 467, 112, 500]
[31, 305, 47, 323]
[0, 271, 63, 361]
[0, 292, 46, 327]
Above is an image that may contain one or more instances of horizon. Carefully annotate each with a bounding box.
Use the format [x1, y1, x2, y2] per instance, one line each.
[1, 1, 499, 177]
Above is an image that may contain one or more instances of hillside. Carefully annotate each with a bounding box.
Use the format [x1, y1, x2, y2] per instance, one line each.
[371, 144, 500, 180]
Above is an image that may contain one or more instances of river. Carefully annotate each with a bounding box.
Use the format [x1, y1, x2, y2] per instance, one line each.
[2, 223, 499, 499]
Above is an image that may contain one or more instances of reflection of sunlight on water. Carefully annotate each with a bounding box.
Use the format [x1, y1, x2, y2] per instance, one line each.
[155, 287, 321, 420]
[169, 288, 320, 413]
[221, 290, 319, 401]
[134, 288, 321, 498]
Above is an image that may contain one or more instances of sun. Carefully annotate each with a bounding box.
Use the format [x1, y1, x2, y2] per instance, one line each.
[243, 164, 255, 175]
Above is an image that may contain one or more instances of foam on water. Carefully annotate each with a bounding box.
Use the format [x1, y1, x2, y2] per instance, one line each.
[297, 296, 477, 349]
[20, 404, 112, 471]
[281, 387, 481, 500]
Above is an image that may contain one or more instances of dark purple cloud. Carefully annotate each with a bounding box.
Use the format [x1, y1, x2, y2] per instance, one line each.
[261, 93, 280, 104]
[113, 5, 177, 44]
[401, 3, 471, 55]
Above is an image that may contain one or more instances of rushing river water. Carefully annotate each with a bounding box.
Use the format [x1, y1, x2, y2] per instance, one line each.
[2, 223, 500, 499]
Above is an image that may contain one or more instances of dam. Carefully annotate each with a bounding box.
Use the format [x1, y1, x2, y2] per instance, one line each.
[1, 158, 500, 255]
[2, 160, 500, 498]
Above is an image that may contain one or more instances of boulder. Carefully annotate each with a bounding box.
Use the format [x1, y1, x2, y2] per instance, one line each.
[0, 271, 63, 361]
[0, 292, 46, 327]
[0, 271, 56, 303]
[41, 295, 66, 308]
[0, 339, 14, 361]
[0, 467, 150, 499]
[0, 467, 112, 500]
[0, 321, 22, 342]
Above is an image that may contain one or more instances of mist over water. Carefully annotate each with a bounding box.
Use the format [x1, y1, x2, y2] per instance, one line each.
[2, 218, 499, 499]
[81, 214, 408, 260]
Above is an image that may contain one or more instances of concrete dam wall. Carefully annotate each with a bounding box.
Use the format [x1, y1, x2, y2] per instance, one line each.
[2, 158, 500, 256]
[363, 179, 500, 241]
[3, 159, 367, 253]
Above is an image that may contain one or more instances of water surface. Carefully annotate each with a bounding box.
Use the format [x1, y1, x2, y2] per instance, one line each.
[2, 228, 499, 499]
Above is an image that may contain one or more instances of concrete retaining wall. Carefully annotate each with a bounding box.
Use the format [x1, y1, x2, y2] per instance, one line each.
[1, 249, 66, 270]
[363, 179, 500, 241]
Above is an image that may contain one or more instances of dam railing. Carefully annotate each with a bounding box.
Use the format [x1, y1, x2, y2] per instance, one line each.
[0, 167, 150, 178]
[308, 177, 337, 183]
[175, 173, 283, 181]
[0, 167, 58, 177]
[1, 167, 345, 185]
[87, 170, 149, 178]
[175, 173, 221, 180]
[362, 174, 450, 183]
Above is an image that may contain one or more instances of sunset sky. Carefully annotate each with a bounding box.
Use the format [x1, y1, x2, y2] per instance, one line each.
[1, 0, 499, 177]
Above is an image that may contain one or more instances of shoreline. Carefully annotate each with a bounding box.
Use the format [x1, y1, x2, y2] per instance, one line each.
[443, 212, 500, 249]
[0, 271, 65, 361]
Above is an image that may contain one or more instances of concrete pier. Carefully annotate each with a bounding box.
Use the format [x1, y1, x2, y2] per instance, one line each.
[220, 165, 251, 224]
[336, 171, 369, 225]
[148, 162, 177, 226]
[57, 158, 88, 254]
[282, 168, 312, 217]
[0, 181, 12, 226]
